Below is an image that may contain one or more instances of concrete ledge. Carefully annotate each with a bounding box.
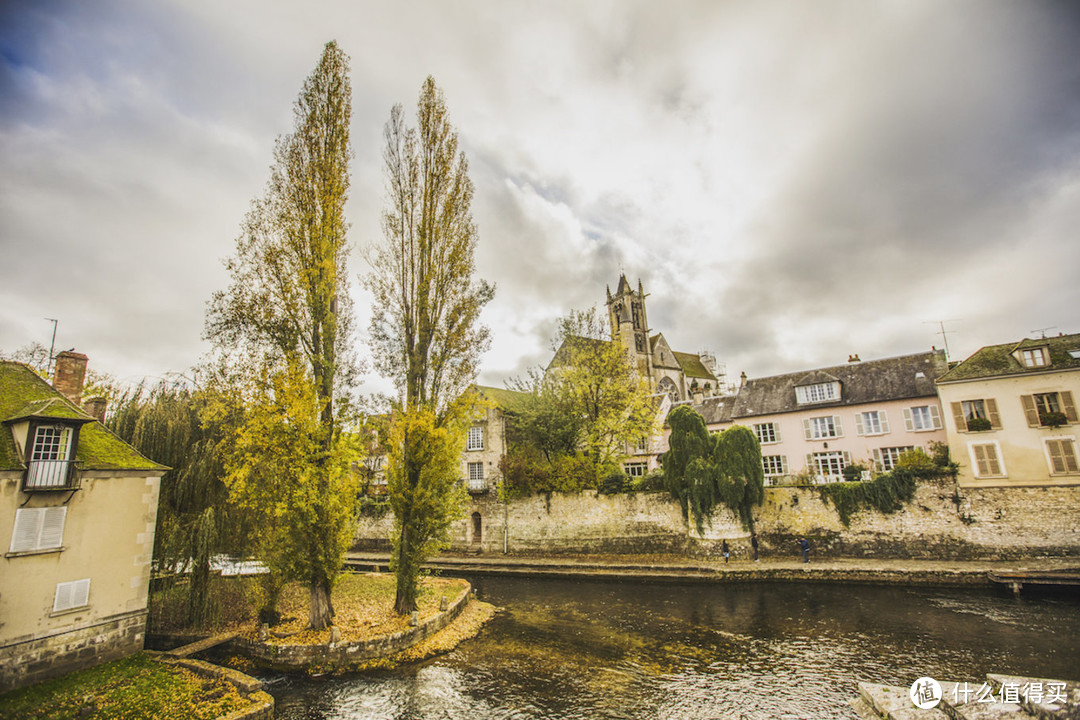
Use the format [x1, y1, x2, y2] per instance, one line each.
[150, 653, 274, 720]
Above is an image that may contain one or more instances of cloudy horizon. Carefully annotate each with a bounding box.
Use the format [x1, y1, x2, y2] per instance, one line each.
[2, 0, 1079, 397]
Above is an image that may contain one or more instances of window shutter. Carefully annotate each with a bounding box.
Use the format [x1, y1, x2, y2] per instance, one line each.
[774, 424, 782, 442]
[10, 509, 42, 553]
[1047, 440, 1067, 474]
[951, 402, 965, 432]
[903, 408, 913, 431]
[880, 411, 890, 434]
[39, 507, 66, 550]
[1061, 391, 1078, 423]
[53, 578, 91, 612]
[986, 399, 1001, 429]
[855, 414, 865, 436]
[842, 451, 851, 467]
[73, 579, 90, 608]
[833, 416, 843, 437]
[929, 405, 941, 429]
[1064, 441, 1080, 474]
[1020, 395, 1040, 427]
[803, 419, 812, 440]
[779, 456, 788, 473]
[805, 454, 814, 474]
[972, 444, 989, 476]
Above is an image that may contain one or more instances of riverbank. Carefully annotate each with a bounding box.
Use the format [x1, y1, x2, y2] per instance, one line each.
[346, 551, 1080, 589]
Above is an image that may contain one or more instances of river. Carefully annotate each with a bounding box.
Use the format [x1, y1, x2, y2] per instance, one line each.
[265, 576, 1079, 719]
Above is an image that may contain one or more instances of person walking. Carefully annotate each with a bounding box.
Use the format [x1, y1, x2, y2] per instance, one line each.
[722, 539, 730, 563]
[751, 532, 759, 562]
[798, 537, 810, 563]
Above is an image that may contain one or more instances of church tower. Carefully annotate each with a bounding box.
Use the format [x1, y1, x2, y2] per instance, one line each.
[606, 275, 654, 380]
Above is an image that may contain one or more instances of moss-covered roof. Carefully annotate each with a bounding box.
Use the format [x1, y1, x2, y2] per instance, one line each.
[673, 351, 716, 380]
[475, 385, 531, 414]
[937, 332, 1080, 382]
[0, 361, 166, 472]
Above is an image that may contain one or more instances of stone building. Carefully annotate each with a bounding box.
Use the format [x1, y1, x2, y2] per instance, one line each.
[936, 333, 1080, 488]
[681, 350, 950, 484]
[0, 353, 166, 691]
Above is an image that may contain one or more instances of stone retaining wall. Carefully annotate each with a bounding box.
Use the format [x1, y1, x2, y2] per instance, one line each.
[150, 654, 274, 720]
[230, 584, 472, 672]
[0, 610, 147, 693]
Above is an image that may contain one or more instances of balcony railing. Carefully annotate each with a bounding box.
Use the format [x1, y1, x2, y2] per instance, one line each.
[23, 460, 79, 492]
[467, 477, 488, 494]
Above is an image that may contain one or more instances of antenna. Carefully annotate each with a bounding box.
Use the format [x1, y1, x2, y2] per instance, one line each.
[924, 319, 960, 362]
[45, 318, 59, 376]
[1030, 326, 1056, 339]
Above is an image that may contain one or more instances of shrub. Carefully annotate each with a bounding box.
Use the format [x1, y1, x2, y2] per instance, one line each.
[1040, 411, 1067, 428]
[842, 463, 866, 482]
[966, 417, 992, 432]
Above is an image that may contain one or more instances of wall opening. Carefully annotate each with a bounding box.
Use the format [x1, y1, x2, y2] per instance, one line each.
[471, 512, 482, 544]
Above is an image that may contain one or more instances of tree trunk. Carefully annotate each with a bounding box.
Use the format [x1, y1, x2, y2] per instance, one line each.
[394, 521, 417, 614]
[309, 577, 335, 630]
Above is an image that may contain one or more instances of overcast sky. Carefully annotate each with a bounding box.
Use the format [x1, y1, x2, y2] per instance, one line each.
[2, 0, 1079, 395]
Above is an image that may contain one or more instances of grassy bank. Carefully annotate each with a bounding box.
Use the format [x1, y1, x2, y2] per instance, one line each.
[0, 653, 249, 720]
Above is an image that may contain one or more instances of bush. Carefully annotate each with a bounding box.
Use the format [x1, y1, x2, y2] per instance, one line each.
[631, 469, 666, 492]
[599, 466, 628, 494]
[842, 463, 866, 482]
[966, 417, 992, 432]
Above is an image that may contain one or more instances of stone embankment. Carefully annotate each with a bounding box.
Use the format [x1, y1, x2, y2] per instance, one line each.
[854, 673, 1079, 719]
[345, 552, 1080, 589]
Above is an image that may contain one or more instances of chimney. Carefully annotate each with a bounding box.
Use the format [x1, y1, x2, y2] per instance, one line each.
[83, 396, 108, 421]
[53, 350, 88, 404]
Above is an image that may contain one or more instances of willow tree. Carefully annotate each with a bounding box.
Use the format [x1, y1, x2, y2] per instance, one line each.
[366, 76, 493, 614]
[205, 40, 359, 629]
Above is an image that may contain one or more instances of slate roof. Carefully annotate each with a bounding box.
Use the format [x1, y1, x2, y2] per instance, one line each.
[695, 395, 736, 425]
[703, 350, 949, 421]
[937, 332, 1080, 382]
[0, 361, 165, 472]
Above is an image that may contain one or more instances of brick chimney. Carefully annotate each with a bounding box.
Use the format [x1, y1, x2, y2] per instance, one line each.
[53, 351, 88, 404]
[83, 396, 108, 421]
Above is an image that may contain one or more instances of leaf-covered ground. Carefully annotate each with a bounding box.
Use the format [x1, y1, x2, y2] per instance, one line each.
[0, 653, 249, 720]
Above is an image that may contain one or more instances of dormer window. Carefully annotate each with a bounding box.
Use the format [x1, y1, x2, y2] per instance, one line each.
[795, 381, 840, 405]
[1020, 347, 1049, 368]
[25, 422, 78, 491]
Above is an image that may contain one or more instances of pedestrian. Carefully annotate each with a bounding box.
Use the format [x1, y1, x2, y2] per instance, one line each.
[751, 532, 759, 562]
[798, 537, 810, 563]
[722, 539, 730, 563]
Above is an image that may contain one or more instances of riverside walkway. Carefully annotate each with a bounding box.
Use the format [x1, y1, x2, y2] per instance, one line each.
[345, 552, 1080, 589]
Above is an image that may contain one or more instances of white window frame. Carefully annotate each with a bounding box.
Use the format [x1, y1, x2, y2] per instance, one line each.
[873, 446, 915, 472]
[467, 425, 484, 451]
[9, 507, 66, 553]
[754, 422, 780, 445]
[467, 462, 485, 492]
[856, 410, 890, 436]
[1044, 437, 1080, 475]
[812, 451, 847, 480]
[53, 578, 90, 613]
[905, 405, 941, 432]
[796, 381, 840, 405]
[761, 455, 787, 477]
[968, 441, 1006, 478]
[805, 415, 842, 440]
[623, 461, 647, 478]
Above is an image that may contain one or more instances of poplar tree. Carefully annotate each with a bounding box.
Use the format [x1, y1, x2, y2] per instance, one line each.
[366, 76, 493, 614]
[205, 40, 358, 629]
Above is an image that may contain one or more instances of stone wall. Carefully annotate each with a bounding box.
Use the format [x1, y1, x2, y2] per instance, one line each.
[0, 609, 147, 693]
[353, 478, 1080, 561]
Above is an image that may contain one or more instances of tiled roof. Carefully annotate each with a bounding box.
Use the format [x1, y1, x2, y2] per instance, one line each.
[937, 332, 1080, 382]
[673, 351, 717, 381]
[696, 395, 736, 425]
[0, 361, 165, 471]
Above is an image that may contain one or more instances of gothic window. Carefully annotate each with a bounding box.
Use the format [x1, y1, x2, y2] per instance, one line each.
[658, 376, 679, 402]
[631, 302, 641, 329]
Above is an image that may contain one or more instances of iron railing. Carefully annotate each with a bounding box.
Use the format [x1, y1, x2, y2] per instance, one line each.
[23, 459, 79, 492]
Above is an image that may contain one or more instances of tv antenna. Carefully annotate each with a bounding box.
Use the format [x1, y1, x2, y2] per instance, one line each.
[45, 318, 59, 375]
[924, 319, 960, 361]
[1030, 326, 1057, 339]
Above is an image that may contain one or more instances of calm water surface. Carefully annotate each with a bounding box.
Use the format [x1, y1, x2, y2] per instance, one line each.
[266, 576, 1080, 719]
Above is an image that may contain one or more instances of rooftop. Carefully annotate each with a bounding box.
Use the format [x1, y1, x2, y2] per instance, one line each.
[937, 332, 1080, 382]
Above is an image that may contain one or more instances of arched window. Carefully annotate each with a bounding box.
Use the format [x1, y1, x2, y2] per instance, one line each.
[658, 376, 679, 403]
[471, 512, 482, 544]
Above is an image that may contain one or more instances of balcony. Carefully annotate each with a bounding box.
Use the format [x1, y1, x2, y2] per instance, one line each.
[467, 477, 488, 495]
[23, 459, 80, 492]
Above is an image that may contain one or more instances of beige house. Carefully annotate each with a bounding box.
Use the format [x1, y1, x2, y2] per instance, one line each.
[0, 353, 166, 691]
[678, 350, 950, 484]
[936, 334, 1080, 488]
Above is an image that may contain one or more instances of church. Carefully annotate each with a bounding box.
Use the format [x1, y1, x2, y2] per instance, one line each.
[605, 274, 724, 402]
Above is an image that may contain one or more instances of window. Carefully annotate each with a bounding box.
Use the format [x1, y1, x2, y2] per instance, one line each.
[796, 382, 840, 405]
[1021, 347, 1048, 368]
[809, 451, 848, 480]
[950, 399, 1000, 432]
[969, 442, 1005, 478]
[467, 462, 484, 492]
[26, 424, 75, 489]
[873, 446, 915, 472]
[636, 436, 648, 452]
[1021, 392, 1077, 427]
[467, 425, 484, 451]
[53, 578, 90, 613]
[9, 507, 66, 553]
[623, 462, 647, 478]
[762, 455, 787, 477]
[856, 410, 890, 436]
[1045, 438, 1079, 475]
[754, 423, 780, 445]
[904, 405, 942, 431]
[803, 415, 842, 440]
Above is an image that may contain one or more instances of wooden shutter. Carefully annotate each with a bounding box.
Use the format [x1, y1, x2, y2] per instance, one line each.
[855, 413, 865, 436]
[53, 579, 90, 612]
[833, 416, 843, 437]
[774, 424, 782, 442]
[903, 408, 914, 431]
[973, 444, 1001, 477]
[872, 448, 883, 471]
[972, 444, 990, 476]
[1061, 391, 1078, 423]
[805, 453, 814, 474]
[39, 507, 66, 549]
[880, 411, 890, 434]
[803, 419, 812, 440]
[929, 405, 941, 429]
[842, 451, 852, 467]
[1047, 439, 1079, 474]
[951, 402, 966, 432]
[1020, 395, 1040, 427]
[10, 509, 41, 553]
[986, 399, 1001, 429]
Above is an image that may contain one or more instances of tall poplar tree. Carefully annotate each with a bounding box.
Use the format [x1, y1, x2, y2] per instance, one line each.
[206, 40, 358, 629]
[367, 76, 493, 614]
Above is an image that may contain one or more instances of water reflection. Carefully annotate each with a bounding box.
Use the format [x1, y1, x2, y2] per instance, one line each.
[268, 578, 1080, 719]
